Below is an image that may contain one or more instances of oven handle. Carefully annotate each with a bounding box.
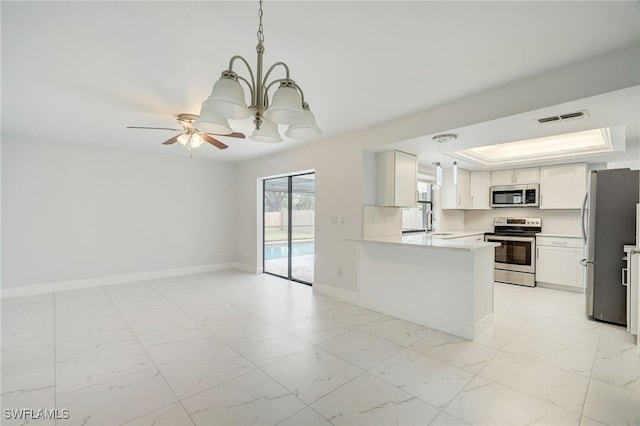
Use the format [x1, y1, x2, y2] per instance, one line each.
[486, 235, 536, 242]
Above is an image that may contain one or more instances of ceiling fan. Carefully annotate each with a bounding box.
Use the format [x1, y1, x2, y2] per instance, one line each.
[127, 113, 245, 151]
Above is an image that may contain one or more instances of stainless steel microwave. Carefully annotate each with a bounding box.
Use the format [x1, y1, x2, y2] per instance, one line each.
[490, 184, 539, 208]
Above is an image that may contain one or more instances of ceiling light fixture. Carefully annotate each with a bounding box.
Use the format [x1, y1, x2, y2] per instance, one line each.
[450, 128, 613, 167]
[433, 134, 458, 185]
[194, 0, 322, 143]
[177, 130, 204, 150]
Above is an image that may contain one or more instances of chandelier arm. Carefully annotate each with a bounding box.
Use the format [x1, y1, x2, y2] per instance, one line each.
[235, 75, 256, 104]
[262, 62, 291, 88]
[229, 55, 257, 100]
[295, 84, 306, 104]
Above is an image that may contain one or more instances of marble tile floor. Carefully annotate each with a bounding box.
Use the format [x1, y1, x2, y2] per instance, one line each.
[1, 270, 639, 426]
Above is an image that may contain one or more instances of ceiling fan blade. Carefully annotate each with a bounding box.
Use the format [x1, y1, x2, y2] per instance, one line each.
[202, 134, 229, 150]
[162, 135, 180, 145]
[127, 126, 182, 131]
[205, 131, 246, 139]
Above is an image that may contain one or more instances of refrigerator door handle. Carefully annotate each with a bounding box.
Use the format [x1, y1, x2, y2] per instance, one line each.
[580, 190, 589, 243]
[580, 258, 595, 267]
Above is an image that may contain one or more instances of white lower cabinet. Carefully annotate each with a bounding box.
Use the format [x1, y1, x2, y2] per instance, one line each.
[536, 236, 584, 290]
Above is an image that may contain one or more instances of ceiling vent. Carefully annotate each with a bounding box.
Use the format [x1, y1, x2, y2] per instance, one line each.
[536, 110, 588, 125]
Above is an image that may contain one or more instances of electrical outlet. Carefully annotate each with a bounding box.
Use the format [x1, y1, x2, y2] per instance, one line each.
[331, 216, 338, 225]
[337, 266, 343, 277]
[340, 216, 345, 225]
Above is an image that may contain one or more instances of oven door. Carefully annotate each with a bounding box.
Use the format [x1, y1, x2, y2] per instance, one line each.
[484, 235, 536, 273]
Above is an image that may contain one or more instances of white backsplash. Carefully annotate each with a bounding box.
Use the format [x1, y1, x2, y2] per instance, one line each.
[464, 208, 583, 236]
[438, 209, 466, 232]
[362, 205, 403, 237]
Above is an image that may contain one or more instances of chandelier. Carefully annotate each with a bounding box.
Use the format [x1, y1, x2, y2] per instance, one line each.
[193, 0, 322, 143]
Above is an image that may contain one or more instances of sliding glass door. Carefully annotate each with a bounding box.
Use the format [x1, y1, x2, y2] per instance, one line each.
[263, 173, 315, 284]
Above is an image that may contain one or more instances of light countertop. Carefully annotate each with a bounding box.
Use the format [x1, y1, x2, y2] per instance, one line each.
[536, 233, 583, 239]
[349, 234, 499, 252]
[427, 230, 488, 239]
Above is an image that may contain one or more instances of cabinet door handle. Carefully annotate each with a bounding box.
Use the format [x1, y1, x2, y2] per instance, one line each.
[458, 195, 461, 206]
[536, 247, 539, 259]
[540, 194, 543, 207]
[551, 241, 567, 246]
[471, 196, 474, 207]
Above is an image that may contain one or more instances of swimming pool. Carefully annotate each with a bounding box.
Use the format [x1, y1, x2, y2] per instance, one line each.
[264, 240, 315, 260]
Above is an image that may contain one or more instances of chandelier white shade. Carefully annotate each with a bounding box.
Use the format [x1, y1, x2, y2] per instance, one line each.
[195, 0, 321, 143]
[250, 119, 283, 143]
[193, 109, 233, 135]
[201, 72, 252, 120]
[284, 103, 322, 140]
[262, 82, 304, 124]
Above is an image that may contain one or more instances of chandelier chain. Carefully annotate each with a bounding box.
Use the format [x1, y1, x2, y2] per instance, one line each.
[257, 0, 264, 44]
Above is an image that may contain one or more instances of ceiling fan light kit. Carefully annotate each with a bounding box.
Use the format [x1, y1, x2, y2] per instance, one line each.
[128, 113, 245, 154]
[196, 0, 321, 143]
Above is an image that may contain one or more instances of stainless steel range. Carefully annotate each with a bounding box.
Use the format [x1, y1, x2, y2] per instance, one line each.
[484, 217, 542, 287]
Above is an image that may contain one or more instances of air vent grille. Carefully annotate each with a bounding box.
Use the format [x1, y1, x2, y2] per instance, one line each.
[536, 110, 588, 125]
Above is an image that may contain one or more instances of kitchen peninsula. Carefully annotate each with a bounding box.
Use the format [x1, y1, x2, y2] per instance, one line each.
[351, 234, 499, 339]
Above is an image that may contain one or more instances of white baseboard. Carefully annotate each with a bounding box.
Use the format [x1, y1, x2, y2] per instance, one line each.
[0, 262, 252, 299]
[474, 313, 494, 339]
[313, 281, 359, 304]
[233, 263, 262, 274]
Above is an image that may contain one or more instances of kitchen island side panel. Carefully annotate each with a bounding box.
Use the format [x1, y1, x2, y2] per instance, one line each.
[356, 242, 494, 339]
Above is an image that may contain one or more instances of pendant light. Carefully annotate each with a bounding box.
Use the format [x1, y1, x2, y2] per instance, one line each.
[196, 0, 322, 143]
[452, 161, 458, 184]
[433, 134, 459, 185]
[435, 162, 443, 187]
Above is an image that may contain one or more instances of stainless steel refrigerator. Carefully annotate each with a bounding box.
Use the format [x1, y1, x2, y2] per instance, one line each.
[583, 168, 640, 325]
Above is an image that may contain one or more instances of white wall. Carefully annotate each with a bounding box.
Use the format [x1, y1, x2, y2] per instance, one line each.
[234, 45, 639, 296]
[2, 136, 238, 288]
[3, 45, 637, 296]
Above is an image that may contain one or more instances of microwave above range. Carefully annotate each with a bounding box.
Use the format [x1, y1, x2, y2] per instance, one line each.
[491, 184, 539, 208]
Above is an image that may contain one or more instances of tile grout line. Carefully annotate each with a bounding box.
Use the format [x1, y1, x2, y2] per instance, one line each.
[101, 284, 197, 426]
[131, 275, 290, 421]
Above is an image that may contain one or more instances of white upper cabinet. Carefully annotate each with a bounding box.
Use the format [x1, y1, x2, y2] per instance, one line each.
[539, 163, 587, 209]
[376, 150, 417, 207]
[441, 168, 470, 209]
[491, 167, 540, 185]
[469, 171, 491, 209]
